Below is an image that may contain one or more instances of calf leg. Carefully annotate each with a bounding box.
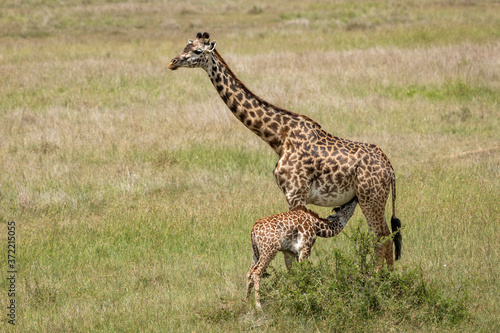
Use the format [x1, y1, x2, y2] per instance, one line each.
[283, 251, 297, 271]
[298, 245, 312, 262]
[247, 250, 277, 309]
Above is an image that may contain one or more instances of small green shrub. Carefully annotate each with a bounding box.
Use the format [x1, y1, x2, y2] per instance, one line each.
[260, 222, 469, 329]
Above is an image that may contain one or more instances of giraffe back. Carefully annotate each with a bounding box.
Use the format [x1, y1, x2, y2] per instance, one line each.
[252, 209, 317, 256]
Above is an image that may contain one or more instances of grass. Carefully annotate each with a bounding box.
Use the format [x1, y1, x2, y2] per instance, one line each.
[1, 0, 499, 331]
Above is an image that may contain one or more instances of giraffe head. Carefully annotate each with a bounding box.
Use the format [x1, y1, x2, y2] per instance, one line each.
[168, 32, 217, 71]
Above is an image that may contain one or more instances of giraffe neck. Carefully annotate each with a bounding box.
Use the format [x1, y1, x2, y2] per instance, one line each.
[314, 218, 344, 238]
[205, 50, 319, 155]
[292, 207, 344, 238]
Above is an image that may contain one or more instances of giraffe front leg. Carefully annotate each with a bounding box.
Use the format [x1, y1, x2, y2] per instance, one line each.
[283, 251, 297, 271]
[284, 185, 310, 210]
[298, 246, 312, 262]
[274, 164, 310, 210]
[298, 233, 316, 262]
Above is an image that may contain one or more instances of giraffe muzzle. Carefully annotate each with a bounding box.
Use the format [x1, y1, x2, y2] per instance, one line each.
[168, 57, 180, 70]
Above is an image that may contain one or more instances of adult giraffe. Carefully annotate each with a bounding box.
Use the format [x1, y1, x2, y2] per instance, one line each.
[168, 32, 402, 266]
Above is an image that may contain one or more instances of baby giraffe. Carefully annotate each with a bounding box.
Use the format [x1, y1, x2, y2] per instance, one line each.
[246, 198, 358, 309]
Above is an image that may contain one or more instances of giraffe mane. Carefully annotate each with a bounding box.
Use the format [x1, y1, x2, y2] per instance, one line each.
[212, 48, 321, 129]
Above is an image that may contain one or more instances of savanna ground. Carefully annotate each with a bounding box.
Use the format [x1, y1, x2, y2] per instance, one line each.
[1, 0, 499, 331]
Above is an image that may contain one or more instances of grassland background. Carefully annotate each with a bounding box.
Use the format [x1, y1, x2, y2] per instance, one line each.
[0, 0, 499, 331]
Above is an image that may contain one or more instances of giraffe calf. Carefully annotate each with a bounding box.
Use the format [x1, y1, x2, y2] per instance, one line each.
[246, 198, 357, 309]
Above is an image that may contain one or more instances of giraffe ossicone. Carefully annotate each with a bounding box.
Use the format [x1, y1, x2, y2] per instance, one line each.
[169, 32, 402, 266]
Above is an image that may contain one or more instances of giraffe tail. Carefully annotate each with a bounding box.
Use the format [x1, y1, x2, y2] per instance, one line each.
[250, 230, 259, 266]
[390, 172, 402, 261]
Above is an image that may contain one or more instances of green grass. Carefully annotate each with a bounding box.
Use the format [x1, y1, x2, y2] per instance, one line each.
[1, 0, 499, 331]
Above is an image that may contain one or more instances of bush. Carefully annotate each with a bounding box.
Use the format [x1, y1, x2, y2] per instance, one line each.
[259, 222, 469, 330]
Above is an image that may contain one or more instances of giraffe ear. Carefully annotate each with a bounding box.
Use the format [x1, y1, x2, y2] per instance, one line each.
[188, 39, 193, 44]
[209, 41, 217, 52]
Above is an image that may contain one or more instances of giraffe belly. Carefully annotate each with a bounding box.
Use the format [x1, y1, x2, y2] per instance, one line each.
[307, 187, 356, 208]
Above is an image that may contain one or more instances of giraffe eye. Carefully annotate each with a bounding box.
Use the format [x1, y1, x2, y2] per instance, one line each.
[194, 49, 203, 55]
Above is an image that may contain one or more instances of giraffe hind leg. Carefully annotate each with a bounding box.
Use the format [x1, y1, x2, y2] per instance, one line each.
[357, 198, 394, 268]
[247, 250, 278, 309]
[283, 251, 298, 271]
[246, 268, 255, 301]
